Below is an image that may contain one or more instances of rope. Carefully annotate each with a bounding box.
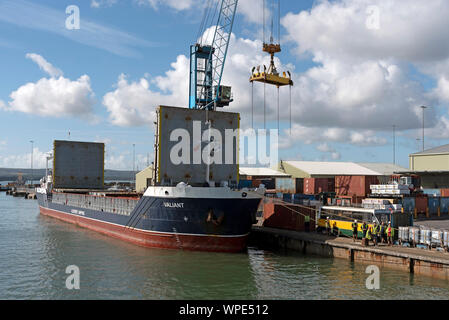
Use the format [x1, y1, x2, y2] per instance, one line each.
[289, 84, 292, 135]
[264, 81, 266, 129]
[251, 81, 254, 129]
[277, 86, 280, 131]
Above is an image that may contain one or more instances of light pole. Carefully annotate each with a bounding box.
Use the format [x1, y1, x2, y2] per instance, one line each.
[30, 140, 34, 186]
[420, 106, 427, 152]
[133, 143, 136, 188]
[392, 125, 396, 165]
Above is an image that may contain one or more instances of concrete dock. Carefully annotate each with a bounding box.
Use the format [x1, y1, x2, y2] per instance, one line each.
[250, 226, 449, 280]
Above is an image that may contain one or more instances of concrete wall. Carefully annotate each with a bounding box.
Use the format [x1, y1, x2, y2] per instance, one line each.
[410, 154, 449, 171]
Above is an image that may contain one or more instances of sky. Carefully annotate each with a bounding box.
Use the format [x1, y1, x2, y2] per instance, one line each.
[1, 0, 449, 171]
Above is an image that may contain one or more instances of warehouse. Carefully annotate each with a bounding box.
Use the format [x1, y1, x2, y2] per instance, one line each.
[278, 161, 380, 178]
[408, 144, 449, 188]
[357, 162, 408, 183]
[276, 161, 408, 197]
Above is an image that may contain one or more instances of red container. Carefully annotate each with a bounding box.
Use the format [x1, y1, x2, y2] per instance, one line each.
[335, 175, 379, 197]
[441, 189, 449, 197]
[263, 203, 316, 232]
[304, 178, 334, 194]
[415, 195, 428, 214]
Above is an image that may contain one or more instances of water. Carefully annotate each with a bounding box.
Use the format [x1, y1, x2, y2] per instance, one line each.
[0, 192, 448, 300]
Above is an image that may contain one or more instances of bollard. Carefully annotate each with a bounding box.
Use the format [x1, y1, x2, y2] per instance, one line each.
[438, 207, 441, 217]
[414, 208, 418, 220]
[426, 207, 429, 218]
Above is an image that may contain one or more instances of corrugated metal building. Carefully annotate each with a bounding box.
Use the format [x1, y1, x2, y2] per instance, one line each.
[408, 144, 449, 188]
[278, 161, 380, 178]
[357, 162, 408, 183]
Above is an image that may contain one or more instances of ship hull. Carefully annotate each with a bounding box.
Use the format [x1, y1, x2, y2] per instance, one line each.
[37, 189, 261, 253]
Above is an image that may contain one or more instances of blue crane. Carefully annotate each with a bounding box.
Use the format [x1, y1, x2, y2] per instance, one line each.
[189, 0, 238, 110]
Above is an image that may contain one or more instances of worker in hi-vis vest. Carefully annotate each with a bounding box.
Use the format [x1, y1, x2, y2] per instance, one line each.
[386, 223, 393, 246]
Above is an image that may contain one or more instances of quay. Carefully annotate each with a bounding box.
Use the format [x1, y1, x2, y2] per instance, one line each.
[5, 187, 36, 199]
[249, 226, 449, 280]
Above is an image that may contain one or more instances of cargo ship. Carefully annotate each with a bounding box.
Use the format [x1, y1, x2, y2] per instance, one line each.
[36, 183, 263, 252]
[36, 107, 264, 252]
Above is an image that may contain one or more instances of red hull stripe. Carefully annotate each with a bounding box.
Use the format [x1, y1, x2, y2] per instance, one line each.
[39, 206, 248, 253]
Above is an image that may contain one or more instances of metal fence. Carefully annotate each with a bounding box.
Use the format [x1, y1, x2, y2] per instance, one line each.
[52, 193, 138, 216]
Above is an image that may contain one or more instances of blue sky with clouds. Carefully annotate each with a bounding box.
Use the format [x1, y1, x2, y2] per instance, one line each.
[1, 0, 449, 171]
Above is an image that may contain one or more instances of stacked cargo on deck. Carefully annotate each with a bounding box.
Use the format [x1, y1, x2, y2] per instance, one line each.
[361, 198, 402, 211]
[370, 183, 410, 195]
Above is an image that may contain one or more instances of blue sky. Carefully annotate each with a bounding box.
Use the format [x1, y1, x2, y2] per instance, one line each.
[1, 0, 449, 171]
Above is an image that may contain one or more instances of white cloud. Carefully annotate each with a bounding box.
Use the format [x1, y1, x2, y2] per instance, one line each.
[91, 0, 117, 8]
[281, 0, 449, 135]
[6, 75, 95, 119]
[1, 54, 96, 120]
[0, 148, 49, 168]
[103, 55, 189, 126]
[26, 53, 63, 78]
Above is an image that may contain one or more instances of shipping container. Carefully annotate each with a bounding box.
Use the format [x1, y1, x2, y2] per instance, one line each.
[423, 189, 441, 196]
[440, 197, 449, 214]
[238, 179, 252, 189]
[335, 175, 379, 197]
[390, 212, 413, 230]
[53, 140, 105, 189]
[415, 196, 428, 214]
[304, 178, 334, 195]
[263, 202, 316, 232]
[251, 179, 275, 189]
[275, 177, 303, 194]
[401, 197, 415, 213]
[441, 189, 449, 197]
[282, 193, 292, 203]
[428, 197, 440, 215]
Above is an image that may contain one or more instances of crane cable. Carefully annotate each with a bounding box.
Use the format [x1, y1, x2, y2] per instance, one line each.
[198, 0, 213, 45]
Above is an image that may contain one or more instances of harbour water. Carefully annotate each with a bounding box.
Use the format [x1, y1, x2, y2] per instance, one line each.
[0, 191, 448, 300]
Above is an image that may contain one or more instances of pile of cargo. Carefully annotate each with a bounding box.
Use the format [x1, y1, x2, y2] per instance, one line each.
[362, 198, 402, 211]
[370, 183, 410, 195]
[398, 226, 449, 251]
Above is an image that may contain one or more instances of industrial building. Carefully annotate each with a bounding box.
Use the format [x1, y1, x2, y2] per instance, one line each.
[276, 160, 408, 197]
[408, 144, 449, 188]
[135, 165, 154, 193]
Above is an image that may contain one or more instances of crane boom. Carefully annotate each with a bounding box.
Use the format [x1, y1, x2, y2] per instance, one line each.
[189, 0, 238, 110]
